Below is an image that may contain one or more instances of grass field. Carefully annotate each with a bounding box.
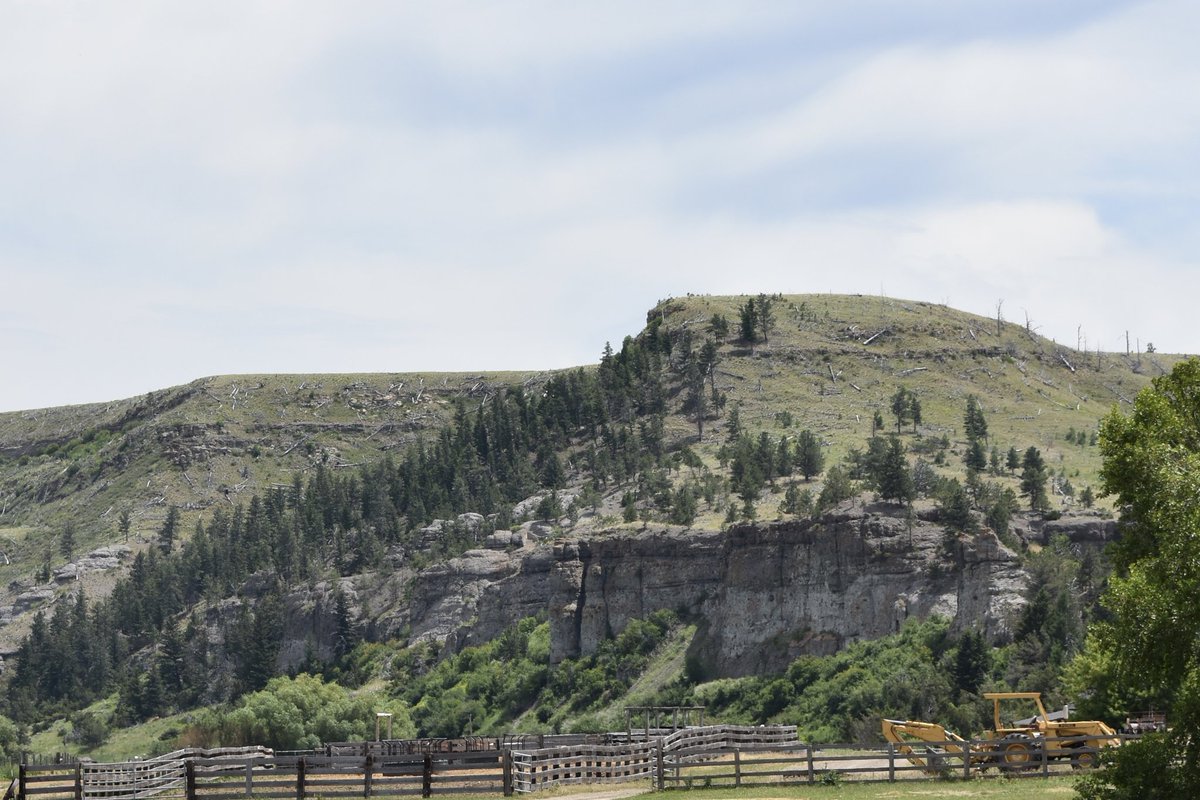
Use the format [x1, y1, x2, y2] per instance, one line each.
[669, 777, 1078, 798]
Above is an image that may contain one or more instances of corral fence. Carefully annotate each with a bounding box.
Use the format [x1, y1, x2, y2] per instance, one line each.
[15, 747, 512, 800]
[13, 727, 1135, 800]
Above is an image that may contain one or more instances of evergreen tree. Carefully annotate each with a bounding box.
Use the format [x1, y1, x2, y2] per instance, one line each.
[159, 505, 180, 554]
[1006, 446, 1021, 474]
[738, 299, 759, 343]
[890, 387, 913, 433]
[938, 478, 974, 532]
[964, 395, 988, 443]
[953, 630, 990, 697]
[707, 314, 729, 342]
[964, 439, 988, 473]
[795, 429, 824, 480]
[1020, 447, 1050, 511]
[756, 294, 775, 344]
[817, 465, 855, 510]
[876, 437, 915, 505]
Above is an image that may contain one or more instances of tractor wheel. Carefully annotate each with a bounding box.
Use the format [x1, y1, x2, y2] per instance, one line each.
[1000, 735, 1037, 769]
[1072, 746, 1096, 770]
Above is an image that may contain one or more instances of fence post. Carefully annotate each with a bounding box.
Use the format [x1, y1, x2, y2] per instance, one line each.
[364, 755, 373, 798]
[245, 758, 254, 796]
[186, 760, 197, 800]
[502, 750, 513, 797]
[806, 743, 814, 784]
[18, 764, 25, 800]
[422, 754, 432, 798]
[963, 739, 971, 780]
[1041, 738, 1050, 778]
[887, 742, 894, 782]
[74, 763, 82, 800]
[296, 757, 306, 800]
[733, 748, 740, 788]
[655, 739, 664, 791]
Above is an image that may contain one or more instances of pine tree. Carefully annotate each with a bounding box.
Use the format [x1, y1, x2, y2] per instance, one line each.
[964, 395, 989, 443]
[891, 387, 913, 433]
[756, 294, 775, 344]
[158, 505, 180, 554]
[738, 299, 759, 343]
[953, 630, 990, 696]
[1006, 446, 1021, 474]
[1020, 446, 1050, 511]
[796, 429, 824, 480]
[877, 437, 915, 505]
[964, 439, 988, 473]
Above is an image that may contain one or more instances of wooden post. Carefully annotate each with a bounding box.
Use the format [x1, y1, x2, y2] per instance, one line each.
[186, 760, 197, 800]
[733, 748, 741, 788]
[422, 754, 432, 798]
[18, 764, 25, 800]
[887, 742, 894, 782]
[1041, 738, 1050, 778]
[74, 763, 82, 800]
[963, 739, 972, 780]
[502, 750, 513, 797]
[364, 755, 373, 797]
[655, 739, 664, 791]
[806, 743, 814, 784]
[245, 758, 254, 796]
[296, 757, 306, 800]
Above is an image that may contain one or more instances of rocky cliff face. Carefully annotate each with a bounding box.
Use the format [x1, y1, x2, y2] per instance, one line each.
[260, 501, 1029, 679]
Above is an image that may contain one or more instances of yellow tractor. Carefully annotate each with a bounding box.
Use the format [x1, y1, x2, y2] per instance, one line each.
[881, 692, 1119, 773]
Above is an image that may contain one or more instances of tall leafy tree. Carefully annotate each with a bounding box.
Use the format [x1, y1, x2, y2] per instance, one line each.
[1079, 359, 1200, 796]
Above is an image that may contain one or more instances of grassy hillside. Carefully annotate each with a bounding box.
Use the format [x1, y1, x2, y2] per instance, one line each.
[0, 293, 1181, 751]
[0, 294, 1177, 614]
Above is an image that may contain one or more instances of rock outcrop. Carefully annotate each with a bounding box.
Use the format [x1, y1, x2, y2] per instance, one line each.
[387, 501, 1026, 677]
[241, 502, 1035, 679]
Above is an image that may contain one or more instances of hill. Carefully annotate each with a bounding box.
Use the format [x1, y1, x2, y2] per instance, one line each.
[0, 293, 1180, 753]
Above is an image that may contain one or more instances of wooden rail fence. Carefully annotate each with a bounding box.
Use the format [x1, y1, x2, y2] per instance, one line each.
[14, 727, 1130, 799]
[17, 752, 511, 800]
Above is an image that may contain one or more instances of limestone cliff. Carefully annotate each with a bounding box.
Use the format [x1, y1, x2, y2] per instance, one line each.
[261, 501, 1030, 679]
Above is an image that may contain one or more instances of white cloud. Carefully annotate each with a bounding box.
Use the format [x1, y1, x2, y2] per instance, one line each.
[1, 1, 1198, 411]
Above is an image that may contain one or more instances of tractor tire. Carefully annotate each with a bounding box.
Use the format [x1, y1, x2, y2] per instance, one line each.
[999, 734, 1038, 770]
[1071, 746, 1096, 770]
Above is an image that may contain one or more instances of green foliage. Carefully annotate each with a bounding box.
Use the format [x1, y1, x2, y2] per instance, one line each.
[964, 395, 988, 443]
[935, 478, 974, 533]
[875, 437, 914, 505]
[817, 465, 855, 510]
[195, 673, 413, 750]
[794, 429, 824, 480]
[391, 613, 680, 737]
[692, 618, 965, 742]
[1076, 734, 1195, 800]
[1020, 446, 1049, 511]
[1089, 358, 1200, 789]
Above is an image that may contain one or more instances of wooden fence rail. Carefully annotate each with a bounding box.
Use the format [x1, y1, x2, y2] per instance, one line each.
[18, 752, 512, 800]
[16, 727, 1132, 800]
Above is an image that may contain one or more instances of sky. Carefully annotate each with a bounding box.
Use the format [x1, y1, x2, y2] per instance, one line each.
[2, 1, 1198, 412]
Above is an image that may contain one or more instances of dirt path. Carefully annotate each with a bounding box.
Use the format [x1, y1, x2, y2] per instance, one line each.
[546, 787, 651, 800]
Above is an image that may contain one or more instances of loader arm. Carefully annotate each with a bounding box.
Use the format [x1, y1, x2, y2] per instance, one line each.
[881, 719, 968, 772]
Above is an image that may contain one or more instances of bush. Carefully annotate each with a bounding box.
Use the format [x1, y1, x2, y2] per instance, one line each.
[1075, 734, 1194, 800]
